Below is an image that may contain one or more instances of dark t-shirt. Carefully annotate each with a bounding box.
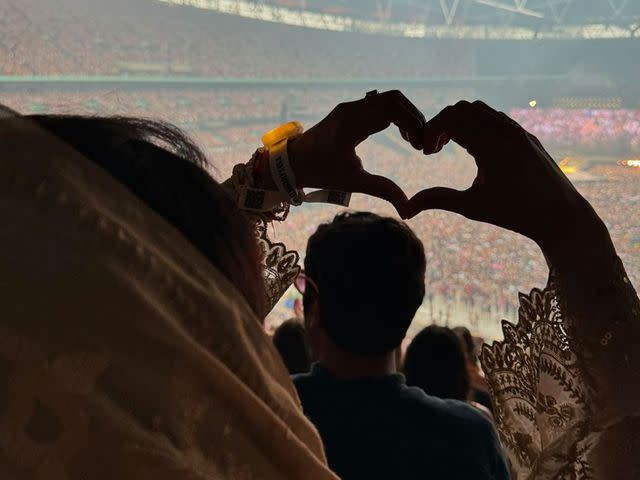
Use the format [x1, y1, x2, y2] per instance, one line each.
[293, 364, 510, 480]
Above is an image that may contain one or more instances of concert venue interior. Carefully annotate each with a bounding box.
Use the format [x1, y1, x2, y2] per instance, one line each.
[2, 0, 639, 340]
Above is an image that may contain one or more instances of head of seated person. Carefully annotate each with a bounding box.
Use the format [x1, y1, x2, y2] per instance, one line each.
[272, 318, 311, 375]
[452, 325, 495, 412]
[453, 325, 478, 364]
[303, 211, 425, 378]
[403, 325, 470, 401]
[29, 114, 265, 318]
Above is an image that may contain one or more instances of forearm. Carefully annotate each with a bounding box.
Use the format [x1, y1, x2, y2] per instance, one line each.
[542, 221, 640, 421]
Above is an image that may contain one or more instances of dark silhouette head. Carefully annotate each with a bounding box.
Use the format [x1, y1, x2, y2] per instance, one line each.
[453, 326, 478, 363]
[28, 114, 264, 317]
[403, 325, 470, 401]
[304, 211, 425, 356]
[272, 319, 311, 374]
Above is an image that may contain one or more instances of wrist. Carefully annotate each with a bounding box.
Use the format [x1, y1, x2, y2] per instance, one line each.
[251, 148, 278, 190]
[256, 137, 307, 190]
[287, 137, 306, 188]
[287, 135, 317, 188]
[540, 215, 615, 270]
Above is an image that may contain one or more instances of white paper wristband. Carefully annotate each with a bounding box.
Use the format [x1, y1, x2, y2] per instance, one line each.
[268, 139, 304, 205]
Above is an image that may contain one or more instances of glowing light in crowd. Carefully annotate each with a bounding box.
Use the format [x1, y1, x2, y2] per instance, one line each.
[619, 159, 640, 168]
[529, 100, 537, 108]
[559, 157, 580, 174]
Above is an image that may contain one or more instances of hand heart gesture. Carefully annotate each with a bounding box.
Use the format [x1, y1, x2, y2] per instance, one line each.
[288, 90, 426, 216]
[405, 100, 607, 257]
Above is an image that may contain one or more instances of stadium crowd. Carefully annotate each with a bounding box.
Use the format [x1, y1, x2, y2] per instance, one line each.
[4, 88, 638, 337]
[1, 87, 469, 123]
[512, 108, 640, 152]
[0, 0, 472, 78]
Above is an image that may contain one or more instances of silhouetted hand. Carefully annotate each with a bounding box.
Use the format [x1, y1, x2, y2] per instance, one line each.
[288, 90, 426, 214]
[405, 100, 611, 260]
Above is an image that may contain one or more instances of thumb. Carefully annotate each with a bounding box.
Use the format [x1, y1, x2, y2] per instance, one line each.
[405, 187, 470, 219]
[349, 171, 409, 216]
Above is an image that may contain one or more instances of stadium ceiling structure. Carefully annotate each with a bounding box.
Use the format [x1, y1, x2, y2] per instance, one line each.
[396, 0, 637, 25]
[290, 1, 640, 27]
[161, 0, 640, 39]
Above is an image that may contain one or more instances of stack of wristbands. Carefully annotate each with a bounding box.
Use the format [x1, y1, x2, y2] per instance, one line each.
[235, 122, 351, 214]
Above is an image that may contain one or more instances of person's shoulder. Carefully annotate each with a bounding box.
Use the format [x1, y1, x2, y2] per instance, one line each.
[399, 385, 495, 434]
[291, 369, 313, 386]
[291, 368, 319, 396]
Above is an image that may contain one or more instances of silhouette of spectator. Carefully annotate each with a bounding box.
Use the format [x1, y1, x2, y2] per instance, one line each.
[404, 325, 470, 401]
[273, 319, 311, 374]
[293, 212, 509, 480]
[453, 326, 494, 413]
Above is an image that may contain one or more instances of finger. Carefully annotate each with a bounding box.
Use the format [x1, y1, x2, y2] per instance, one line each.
[381, 90, 426, 149]
[396, 100, 425, 149]
[348, 90, 425, 148]
[348, 170, 409, 215]
[394, 91, 427, 148]
[399, 126, 423, 150]
[472, 100, 504, 120]
[422, 100, 498, 155]
[425, 132, 450, 155]
[405, 187, 470, 219]
[390, 89, 426, 124]
[493, 108, 524, 130]
[475, 101, 528, 136]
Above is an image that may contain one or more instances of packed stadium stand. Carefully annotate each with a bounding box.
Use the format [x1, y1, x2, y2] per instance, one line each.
[0, 0, 473, 78]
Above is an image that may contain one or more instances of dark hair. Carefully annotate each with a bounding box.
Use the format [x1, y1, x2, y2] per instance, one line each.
[452, 326, 478, 363]
[304, 211, 425, 355]
[403, 325, 470, 401]
[28, 114, 264, 316]
[272, 319, 311, 375]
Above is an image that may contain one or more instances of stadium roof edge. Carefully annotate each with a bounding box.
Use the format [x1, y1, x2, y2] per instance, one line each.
[157, 0, 640, 40]
[0, 75, 570, 88]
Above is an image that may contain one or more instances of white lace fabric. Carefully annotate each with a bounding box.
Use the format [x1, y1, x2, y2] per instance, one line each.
[251, 214, 301, 315]
[0, 117, 337, 480]
[480, 258, 640, 479]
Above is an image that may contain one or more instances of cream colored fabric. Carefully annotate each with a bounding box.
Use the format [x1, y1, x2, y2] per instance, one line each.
[0, 118, 337, 480]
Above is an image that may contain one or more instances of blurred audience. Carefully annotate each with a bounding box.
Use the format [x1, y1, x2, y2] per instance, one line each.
[512, 108, 640, 152]
[5, 88, 638, 333]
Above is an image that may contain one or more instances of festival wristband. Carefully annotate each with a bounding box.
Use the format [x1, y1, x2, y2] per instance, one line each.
[237, 186, 289, 212]
[304, 189, 351, 207]
[229, 121, 353, 213]
[265, 133, 350, 208]
[268, 138, 304, 205]
[267, 138, 351, 208]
